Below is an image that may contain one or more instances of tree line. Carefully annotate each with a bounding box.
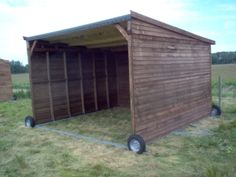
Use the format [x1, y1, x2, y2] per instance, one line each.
[10, 61, 29, 74]
[9, 51, 236, 73]
[212, 51, 236, 64]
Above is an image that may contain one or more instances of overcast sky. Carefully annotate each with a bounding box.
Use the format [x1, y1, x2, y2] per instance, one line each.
[0, 0, 235, 64]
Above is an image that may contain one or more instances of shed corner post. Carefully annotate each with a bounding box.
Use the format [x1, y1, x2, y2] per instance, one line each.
[127, 20, 136, 134]
[209, 45, 213, 111]
[26, 41, 36, 120]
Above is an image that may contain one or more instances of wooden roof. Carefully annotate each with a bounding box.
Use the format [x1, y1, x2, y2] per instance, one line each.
[23, 11, 215, 46]
[0, 58, 10, 64]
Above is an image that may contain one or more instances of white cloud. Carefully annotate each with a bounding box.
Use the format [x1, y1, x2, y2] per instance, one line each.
[1, 0, 197, 64]
[0, 0, 235, 64]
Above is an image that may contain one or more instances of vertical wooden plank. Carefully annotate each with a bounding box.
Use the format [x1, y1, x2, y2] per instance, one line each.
[104, 52, 110, 108]
[63, 51, 71, 117]
[26, 41, 36, 120]
[93, 53, 98, 110]
[209, 46, 213, 110]
[79, 53, 85, 113]
[128, 26, 136, 134]
[46, 51, 55, 121]
[115, 54, 120, 106]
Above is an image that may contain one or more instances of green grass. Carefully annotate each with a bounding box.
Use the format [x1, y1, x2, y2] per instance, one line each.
[47, 108, 132, 143]
[11, 73, 30, 99]
[1, 65, 235, 176]
[0, 98, 236, 176]
[211, 64, 236, 113]
[11, 73, 30, 85]
[212, 63, 236, 82]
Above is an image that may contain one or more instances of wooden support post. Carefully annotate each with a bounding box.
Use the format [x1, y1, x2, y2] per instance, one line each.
[104, 52, 110, 108]
[46, 51, 55, 121]
[218, 76, 222, 108]
[63, 52, 71, 117]
[115, 54, 120, 106]
[26, 41, 36, 120]
[79, 53, 85, 113]
[93, 54, 98, 110]
[128, 35, 136, 134]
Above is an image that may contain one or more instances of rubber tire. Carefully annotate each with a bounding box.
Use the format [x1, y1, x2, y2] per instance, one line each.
[25, 116, 35, 128]
[127, 134, 146, 154]
[12, 95, 17, 101]
[211, 104, 221, 117]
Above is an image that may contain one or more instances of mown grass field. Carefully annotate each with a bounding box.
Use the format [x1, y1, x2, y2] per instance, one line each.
[0, 65, 235, 177]
[212, 63, 236, 82]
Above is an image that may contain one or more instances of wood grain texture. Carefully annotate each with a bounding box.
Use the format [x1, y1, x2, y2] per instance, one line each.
[131, 19, 212, 142]
[0, 59, 12, 101]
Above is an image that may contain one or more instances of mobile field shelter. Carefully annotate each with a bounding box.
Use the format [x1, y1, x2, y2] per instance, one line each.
[23, 11, 215, 153]
[0, 59, 13, 101]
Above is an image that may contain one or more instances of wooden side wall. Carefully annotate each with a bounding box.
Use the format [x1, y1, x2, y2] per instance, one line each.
[0, 59, 12, 101]
[30, 45, 129, 124]
[131, 19, 212, 142]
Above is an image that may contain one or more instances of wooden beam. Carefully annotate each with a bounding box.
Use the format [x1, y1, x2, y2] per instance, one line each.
[104, 52, 110, 108]
[46, 51, 55, 121]
[68, 36, 125, 47]
[33, 47, 81, 53]
[30, 40, 38, 57]
[115, 24, 130, 41]
[86, 41, 127, 49]
[127, 35, 136, 134]
[26, 41, 36, 120]
[63, 52, 71, 117]
[92, 54, 98, 111]
[115, 55, 120, 106]
[79, 53, 85, 113]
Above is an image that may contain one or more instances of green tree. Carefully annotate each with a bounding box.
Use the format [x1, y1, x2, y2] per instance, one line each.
[212, 51, 236, 64]
[10, 60, 28, 73]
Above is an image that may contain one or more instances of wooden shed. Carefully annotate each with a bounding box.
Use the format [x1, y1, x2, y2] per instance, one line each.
[0, 59, 12, 101]
[23, 11, 215, 153]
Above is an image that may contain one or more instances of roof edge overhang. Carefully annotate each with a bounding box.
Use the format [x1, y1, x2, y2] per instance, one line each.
[23, 10, 215, 45]
[130, 11, 215, 45]
[23, 14, 131, 42]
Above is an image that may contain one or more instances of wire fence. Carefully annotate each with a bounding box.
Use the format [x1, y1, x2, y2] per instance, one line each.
[212, 76, 236, 113]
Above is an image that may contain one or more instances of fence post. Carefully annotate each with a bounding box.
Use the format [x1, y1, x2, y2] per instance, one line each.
[218, 76, 222, 108]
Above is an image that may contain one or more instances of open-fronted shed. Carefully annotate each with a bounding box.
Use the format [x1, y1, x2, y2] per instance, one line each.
[0, 59, 12, 101]
[24, 11, 215, 153]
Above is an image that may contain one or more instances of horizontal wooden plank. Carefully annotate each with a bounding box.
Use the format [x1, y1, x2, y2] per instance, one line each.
[136, 99, 210, 130]
[134, 73, 210, 85]
[136, 96, 211, 121]
[132, 34, 209, 46]
[133, 71, 210, 81]
[132, 51, 209, 58]
[136, 92, 211, 122]
[131, 19, 199, 40]
[135, 79, 210, 99]
[135, 88, 210, 112]
[139, 107, 210, 142]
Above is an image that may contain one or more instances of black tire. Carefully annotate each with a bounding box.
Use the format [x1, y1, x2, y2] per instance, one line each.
[211, 104, 221, 117]
[25, 116, 35, 128]
[12, 95, 17, 101]
[127, 134, 146, 154]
